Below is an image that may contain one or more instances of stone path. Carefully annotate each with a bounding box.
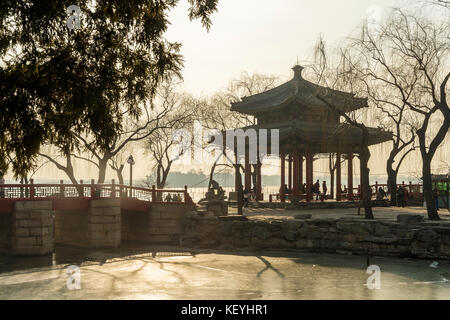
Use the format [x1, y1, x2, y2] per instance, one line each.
[229, 206, 450, 222]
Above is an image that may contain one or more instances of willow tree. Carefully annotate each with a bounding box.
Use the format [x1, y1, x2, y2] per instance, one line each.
[0, 0, 218, 178]
[364, 83, 417, 206]
[311, 37, 377, 220]
[351, 9, 449, 220]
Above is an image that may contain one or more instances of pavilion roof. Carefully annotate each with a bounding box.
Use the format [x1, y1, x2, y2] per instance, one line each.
[218, 119, 392, 153]
[231, 65, 368, 116]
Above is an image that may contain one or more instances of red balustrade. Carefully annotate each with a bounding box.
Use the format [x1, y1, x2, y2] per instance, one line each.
[0, 180, 194, 205]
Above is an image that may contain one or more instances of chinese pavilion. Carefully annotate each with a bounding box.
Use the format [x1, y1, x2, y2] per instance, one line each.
[230, 65, 392, 202]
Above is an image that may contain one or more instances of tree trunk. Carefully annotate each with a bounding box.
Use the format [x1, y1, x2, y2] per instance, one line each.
[235, 164, 243, 215]
[63, 155, 83, 196]
[360, 146, 374, 219]
[422, 156, 440, 220]
[386, 164, 397, 206]
[330, 163, 335, 200]
[97, 159, 108, 184]
[117, 165, 124, 185]
[208, 162, 217, 190]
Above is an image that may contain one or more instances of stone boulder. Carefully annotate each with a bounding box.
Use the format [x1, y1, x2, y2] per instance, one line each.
[218, 215, 248, 222]
[397, 214, 424, 224]
[294, 214, 312, 220]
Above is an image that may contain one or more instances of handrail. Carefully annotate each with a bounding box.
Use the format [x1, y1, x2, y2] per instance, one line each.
[0, 180, 194, 205]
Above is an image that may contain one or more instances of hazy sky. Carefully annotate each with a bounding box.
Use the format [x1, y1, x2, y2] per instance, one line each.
[165, 0, 405, 96]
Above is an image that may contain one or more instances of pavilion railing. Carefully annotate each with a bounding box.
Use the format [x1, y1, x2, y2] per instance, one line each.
[0, 179, 194, 205]
[268, 181, 423, 202]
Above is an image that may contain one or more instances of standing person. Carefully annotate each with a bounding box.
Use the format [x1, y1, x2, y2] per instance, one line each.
[377, 187, 386, 200]
[380, 187, 387, 199]
[403, 187, 409, 207]
[283, 184, 291, 201]
[314, 180, 320, 200]
[397, 186, 405, 208]
[238, 184, 244, 213]
[0, 172, 4, 198]
[433, 187, 439, 211]
[243, 188, 249, 207]
[322, 181, 328, 200]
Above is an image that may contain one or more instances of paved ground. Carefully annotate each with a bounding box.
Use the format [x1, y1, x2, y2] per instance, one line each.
[230, 206, 450, 221]
[1, 244, 450, 300]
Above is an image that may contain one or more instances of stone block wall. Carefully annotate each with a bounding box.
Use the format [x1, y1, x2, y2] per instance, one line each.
[147, 203, 196, 244]
[88, 199, 121, 248]
[11, 201, 53, 256]
[121, 203, 195, 244]
[0, 212, 12, 254]
[182, 212, 450, 260]
[122, 210, 150, 242]
[54, 210, 88, 246]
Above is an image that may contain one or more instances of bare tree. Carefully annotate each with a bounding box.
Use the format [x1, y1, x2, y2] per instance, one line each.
[368, 85, 418, 205]
[311, 37, 377, 219]
[351, 9, 449, 220]
[143, 91, 196, 190]
[328, 153, 346, 199]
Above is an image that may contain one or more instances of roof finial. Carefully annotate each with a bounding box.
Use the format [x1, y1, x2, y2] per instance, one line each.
[292, 65, 304, 79]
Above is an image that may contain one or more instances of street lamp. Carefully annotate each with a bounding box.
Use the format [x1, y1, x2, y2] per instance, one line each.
[127, 155, 135, 197]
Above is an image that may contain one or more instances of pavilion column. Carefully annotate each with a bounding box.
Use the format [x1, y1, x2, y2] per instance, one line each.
[280, 154, 286, 203]
[256, 135, 262, 201]
[336, 152, 342, 201]
[245, 145, 251, 192]
[256, 161, 262, 201]
[348, 153, 353, 201]
[299, 155, 303, 193]
[234, 143, 239, 193]
[293, 150, 299, 195]
[288, 154, 292, 191]
[310, 153, 314, 196]
[306, 152, 312, 202]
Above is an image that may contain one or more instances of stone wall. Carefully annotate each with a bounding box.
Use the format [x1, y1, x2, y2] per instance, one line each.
[0, 198, 197, 255]
[182, 212, 450, 259]
[88, 199, 121, 248]
[0, 212, 12, 254]
[54, 210, 88, 246]
[122, 210, 150, 242]
[11, 201, 53, 256]
[121, 203, 196, 244]
[148, 203, 196, 244]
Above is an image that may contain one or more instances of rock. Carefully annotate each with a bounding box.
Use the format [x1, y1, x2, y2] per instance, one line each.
[184, 211, 198, 218]
[285, 231, 296, 242]
[416, 228, 439, 243]
[397, 214, 424, 224]
[218, 215, 248, 221]
[336, 221, 375, 235]
[374, 223, 392, 236]
[252, 226, 271, 240]
[294, 214, 312, 220]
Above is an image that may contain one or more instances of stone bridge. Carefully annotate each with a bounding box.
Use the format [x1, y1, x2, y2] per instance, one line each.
[0, 181, 195, 256]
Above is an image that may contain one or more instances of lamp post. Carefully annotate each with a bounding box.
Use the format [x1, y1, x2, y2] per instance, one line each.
[127, 155, 135, 197]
